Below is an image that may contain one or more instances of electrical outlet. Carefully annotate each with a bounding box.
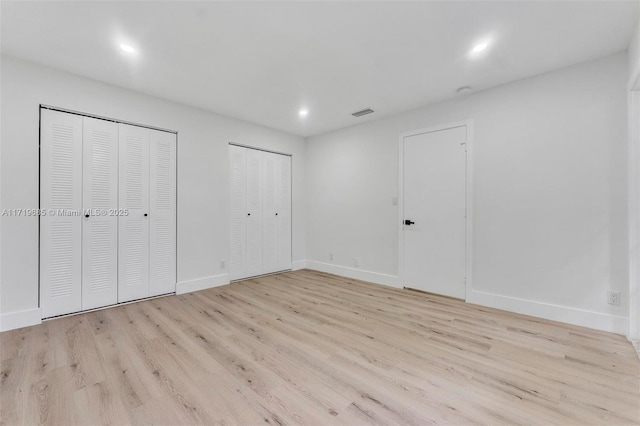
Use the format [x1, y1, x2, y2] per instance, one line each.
[220, 260, 226, 270]
[607, 290, 621, 306]
[354, 257, 360, 267]
[329, 253, 334, 261]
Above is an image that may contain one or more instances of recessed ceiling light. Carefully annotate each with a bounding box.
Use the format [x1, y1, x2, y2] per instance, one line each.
[119, 43, 136, 54]
[472, 42, 488, 53]
[299, 109, 308, 117]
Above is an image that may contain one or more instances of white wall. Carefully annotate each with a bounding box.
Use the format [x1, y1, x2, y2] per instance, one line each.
[0, 55, 306, 331]
[306, 53, 629, 334]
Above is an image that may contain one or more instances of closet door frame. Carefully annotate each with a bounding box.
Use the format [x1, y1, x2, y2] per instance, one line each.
[228, 142, 293, 281]
[38, 105, 178, 318]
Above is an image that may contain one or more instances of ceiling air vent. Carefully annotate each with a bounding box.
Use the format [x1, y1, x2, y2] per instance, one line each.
[352, 108, 374, 117]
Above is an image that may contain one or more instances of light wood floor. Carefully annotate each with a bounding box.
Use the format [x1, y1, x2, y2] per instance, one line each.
[1, 270, 639, 425]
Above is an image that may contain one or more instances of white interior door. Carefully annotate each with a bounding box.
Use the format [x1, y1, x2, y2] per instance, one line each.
[40, 109, 83, 318]
[276, 154, 292, 271]
[82, 117, 119, 310]
[262, 151, 279, 274]
[149, 129, 177, 296]
[403, 125, 467, 299]
[246, 148, 263, 277]
[118, 123, 150, 302]
[229, 145, 247, 280]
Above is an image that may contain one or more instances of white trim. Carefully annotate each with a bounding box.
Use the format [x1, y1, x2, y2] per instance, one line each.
[40, 104, 177, 134]
[305, 260, 401, 288]
[291, 260, 306, 270]
[397, 120, 474, 299]
[176, 274, 230, 295]
[228, 141, 292, 158]
[629, 75, 640, 340]
[628, 59, 640, 91]
[467, 289, 629, 335]
[0, 308, 42, 332]
[300, 262, 628, 335]
[464, 122, 475, 302]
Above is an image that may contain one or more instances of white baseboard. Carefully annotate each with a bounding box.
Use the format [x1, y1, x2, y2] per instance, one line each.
[291, 260, 306, 271]
[0, 308, 42, 332]
[305, 260, 401, 288]
[176, 273, 230, 295]
[466, 289, 629, 335]
[301, 263, 628, 335]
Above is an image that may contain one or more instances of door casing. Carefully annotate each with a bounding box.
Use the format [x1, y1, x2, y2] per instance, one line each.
[397, 120, 474, 300]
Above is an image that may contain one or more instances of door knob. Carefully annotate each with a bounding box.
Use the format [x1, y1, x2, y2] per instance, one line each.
[404, 219, 415, 225]
[144, 213, 148, 217]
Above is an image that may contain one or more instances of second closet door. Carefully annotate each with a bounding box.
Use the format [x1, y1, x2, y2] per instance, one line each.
[229, 145, 291, 280]
[149, 130, 177, 297]
[118, 124, 150, 303]
[262, 152, 291, 274]
[262, 152, 279, 274]
[246, 148, 263, 278]
[118, 125, 177, 302]
[276, 154, 292, 272]
[82, 117, 119, 310]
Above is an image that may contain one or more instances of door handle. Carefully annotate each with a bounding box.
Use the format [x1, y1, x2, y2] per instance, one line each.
[404, 219, 415, 225]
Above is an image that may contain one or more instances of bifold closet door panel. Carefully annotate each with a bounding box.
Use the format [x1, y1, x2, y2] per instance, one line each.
[277, 154, 292, 271]
[229, 146, 291, 280]
[40, 109, 83, 318]
[246, 148, 263, 278]
[149, 130, 177, 296]
[82, 117, 119, 310]
[118, 123, 150, 303]
[229, 145, 247, 280]
[262, 151, 279, 275]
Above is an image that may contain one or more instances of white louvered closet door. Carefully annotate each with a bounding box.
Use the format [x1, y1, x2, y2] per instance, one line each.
[40, 110, 83, 318]
[82, 117, 119, 310]
[118, 124, 150, 303]
[276, 154, 292, 271]
[262, 152, 279, 275]
[246, 148, 263, 278]
[149, 130, 177, 296]
[229, 145, 247, 280]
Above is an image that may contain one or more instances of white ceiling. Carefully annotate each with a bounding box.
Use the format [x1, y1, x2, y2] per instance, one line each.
[1, 1, 638, 137]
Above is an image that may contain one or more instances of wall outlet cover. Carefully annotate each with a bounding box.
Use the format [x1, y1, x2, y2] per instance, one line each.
[607, 290, 621, 306]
